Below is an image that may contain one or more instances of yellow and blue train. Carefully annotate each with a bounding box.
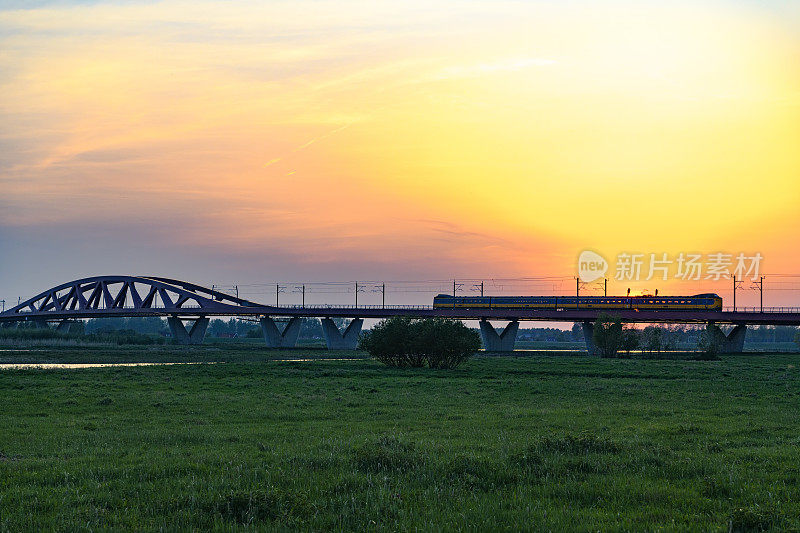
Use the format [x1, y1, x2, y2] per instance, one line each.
[433, 293, 723, 311]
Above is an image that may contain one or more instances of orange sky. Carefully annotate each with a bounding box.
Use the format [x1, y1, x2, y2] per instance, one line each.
[1, 1, 799, 306]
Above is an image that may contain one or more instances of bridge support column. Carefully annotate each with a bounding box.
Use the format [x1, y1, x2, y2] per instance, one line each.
[56, 320, 72, 333]
[479, 320, 519, 352]
[260, 317, 303, 348]
[167, 316, 209, 345]
[582, 321, 600, 356]
[321, 318, 363, 350]
[709, 323, 747, 353]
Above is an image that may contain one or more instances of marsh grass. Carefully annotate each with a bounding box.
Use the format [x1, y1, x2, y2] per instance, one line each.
[0, 350, 798, 530]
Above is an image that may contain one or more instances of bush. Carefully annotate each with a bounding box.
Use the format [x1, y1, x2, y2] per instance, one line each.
[642, 326, 664, 353]
[698, 323, 725, 355]
[593, 314, 624, 357]
[359, 317, 422, 367]
[621, 328, 640, 356]
[359, 317, 480, 369]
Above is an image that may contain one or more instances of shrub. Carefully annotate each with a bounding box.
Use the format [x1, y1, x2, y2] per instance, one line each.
[698, 323, 725, 355]
[359, 317, 422, 367]
[592, 313, 624, 357]
[642, 326, 665, 353]
[414, 318, 481, 369]
[359, 317, 480, 369]
[621, 328, 640, 356]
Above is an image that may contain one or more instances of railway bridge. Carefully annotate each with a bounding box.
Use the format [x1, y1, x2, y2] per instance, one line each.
[2, 275, 799, 353]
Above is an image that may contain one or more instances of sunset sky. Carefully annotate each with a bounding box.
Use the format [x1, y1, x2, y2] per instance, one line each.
[1, 0, 799, 306]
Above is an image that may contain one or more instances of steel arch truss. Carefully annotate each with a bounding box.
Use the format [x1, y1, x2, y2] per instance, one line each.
[0, 276, 270, 321]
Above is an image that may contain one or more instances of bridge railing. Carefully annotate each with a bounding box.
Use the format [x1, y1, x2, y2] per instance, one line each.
[723, 306, 800, 313]
[280, 304, 434, 310]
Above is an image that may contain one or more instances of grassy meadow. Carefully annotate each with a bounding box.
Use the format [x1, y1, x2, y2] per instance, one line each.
[0, 347, 798, 531]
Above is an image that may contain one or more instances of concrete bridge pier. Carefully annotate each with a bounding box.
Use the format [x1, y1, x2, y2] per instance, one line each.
[260, 316, 303, 348]
[167, 316, 209, 345]
[479, 320, 519, 351]
[56, 320, 72, 333]
[709, 323, 747, 353]
[321, 318, 363, 350]
[581, 321, 600, 356]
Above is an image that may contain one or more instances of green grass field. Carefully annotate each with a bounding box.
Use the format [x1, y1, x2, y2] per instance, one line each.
[1, 348, 798, 531]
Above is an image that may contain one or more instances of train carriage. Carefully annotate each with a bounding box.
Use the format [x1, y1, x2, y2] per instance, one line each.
[433, 293, 722, 311]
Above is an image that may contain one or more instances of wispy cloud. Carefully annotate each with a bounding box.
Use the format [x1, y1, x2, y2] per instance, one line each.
[264, 122, 355, 168]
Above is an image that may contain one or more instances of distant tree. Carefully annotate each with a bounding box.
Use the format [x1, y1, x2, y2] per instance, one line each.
[663, 328, 678, 351]
[207, 318, 255, 338]
[85, 317, 167, 335]
[698, 323, 725, 356]
[621, 328, 640, 356]
[592, 314, 624, 358]
[207, 319, 229, 337]
[571, 322, 583, 341]
[359, 317, 480, 369]
[66, 321, 85, 335]
[794, 330, 800, 350]
[301, 319, 323, 339]
[642, 326, 664, 353]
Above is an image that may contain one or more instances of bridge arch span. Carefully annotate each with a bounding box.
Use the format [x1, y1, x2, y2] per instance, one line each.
[0, 275, 270, 322]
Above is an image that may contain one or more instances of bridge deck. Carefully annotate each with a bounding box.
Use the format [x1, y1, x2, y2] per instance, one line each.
[2, 275, 799, 325]
[4, 305, 800, 325]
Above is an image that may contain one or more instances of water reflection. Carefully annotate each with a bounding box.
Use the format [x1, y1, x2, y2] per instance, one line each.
[0, 362, 215, 370]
